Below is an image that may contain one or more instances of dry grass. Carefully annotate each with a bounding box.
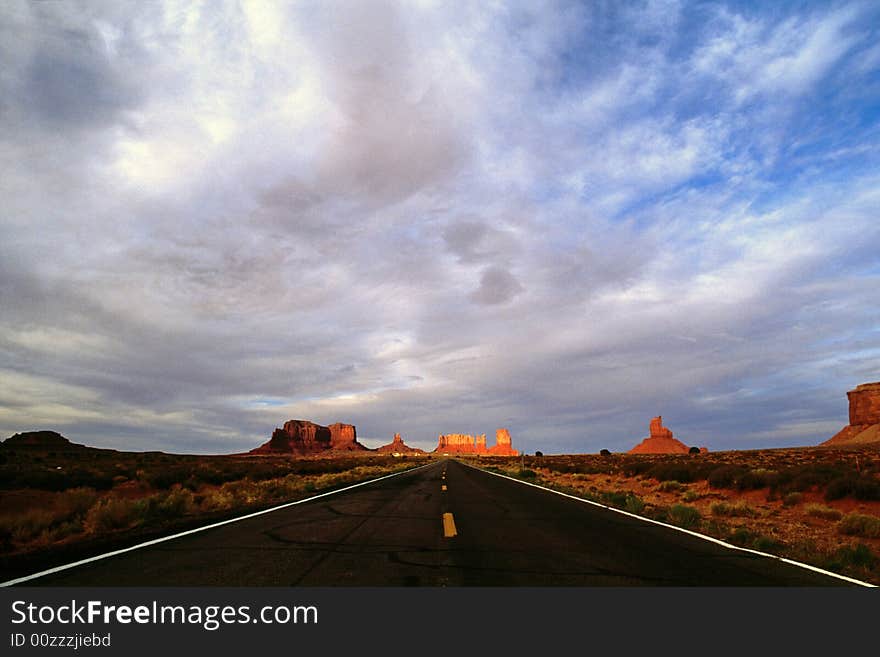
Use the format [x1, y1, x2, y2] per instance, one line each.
[0, 456, 428, 560]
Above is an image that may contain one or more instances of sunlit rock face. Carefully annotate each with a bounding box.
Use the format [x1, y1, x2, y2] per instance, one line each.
[488, 428, 518, 455]
[628, 416, 691, 454]
[376, 432, 425, 454]
[823, 382, 880, 447]
[251, 420, 366, 454]
[434, 429, 518, 455]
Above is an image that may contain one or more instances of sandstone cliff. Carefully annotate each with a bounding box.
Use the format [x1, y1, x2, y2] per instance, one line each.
[434, 429, 518, 455]
[488, 428, 518, 455]
[251, 420, 367, 455]
[822, 382, 880, 447]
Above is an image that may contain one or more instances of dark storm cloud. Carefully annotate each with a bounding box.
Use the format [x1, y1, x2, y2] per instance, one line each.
[469, 267, 524, 306]
[24, 39, 138, 128]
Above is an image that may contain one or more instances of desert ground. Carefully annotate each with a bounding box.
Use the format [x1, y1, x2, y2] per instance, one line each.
[2, 437, 878, 585]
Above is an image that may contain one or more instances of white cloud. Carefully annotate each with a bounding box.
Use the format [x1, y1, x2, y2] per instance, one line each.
[1, 1, 878, 454]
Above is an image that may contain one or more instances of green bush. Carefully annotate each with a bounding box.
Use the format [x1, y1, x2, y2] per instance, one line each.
[782, 492, 803, 507]
[707, 465, 745, 489]
[804, 504, 843, 521]
[668, 504, 701, 529]
[622, 461, 654, 477]
[737, 469, 777, 491]
[518, 469, 538, 479]
[83, 497, 146, 533]
[624, 495, 645, 514]
[825, 543, 876, 570]
[838, 513, 880, 538]
[658, 480, 684, 492]
[711, 501, 758, 518]
[647, 463, 702, 483]
[825, 476, 880, 502]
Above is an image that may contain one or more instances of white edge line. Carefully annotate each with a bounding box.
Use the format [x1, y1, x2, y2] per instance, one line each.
[1, 461, 437, 587]
[465, 462, 877, 588]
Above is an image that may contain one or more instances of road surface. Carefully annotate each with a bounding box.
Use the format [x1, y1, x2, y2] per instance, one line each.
[14, 459, 853, 586]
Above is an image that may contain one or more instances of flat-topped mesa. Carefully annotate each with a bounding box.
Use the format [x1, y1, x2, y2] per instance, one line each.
[822, 382, 880, 447]
[628, 416, 691, 455]
[251, 419, 367, 455]
[328, 422, 363, 450]
[434, 429, 518, 455]
[435, 433, 478, 453]
[376, 432, 425, 455]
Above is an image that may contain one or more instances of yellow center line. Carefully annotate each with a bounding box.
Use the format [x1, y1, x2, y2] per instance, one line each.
[442, 512, 457, 538]
[441, 484, 447, 491]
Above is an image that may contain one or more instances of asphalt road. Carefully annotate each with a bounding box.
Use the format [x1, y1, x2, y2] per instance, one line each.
[16, 459, 853, 586]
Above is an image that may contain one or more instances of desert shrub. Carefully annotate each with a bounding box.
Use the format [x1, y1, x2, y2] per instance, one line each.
[712, 501, 758, 518]
[728, 527, 755, 547]
[83, 497, 146, 533]
[647, 463, 701, 483]
[825, 543, 876, 570]
[0, 487, 98, 545]
[753, 535, 783, 552]
[599, 491, 645, 514]
[200, 489, 236, 511]
[775, 463, 852, 494]
[658, 480, 683, 493]
[57, 487, 99, 517]
[804, 504, 843, 521]
[152, 488, 195, 519]
[518, 469, 537, 479]
[600, 491, 629, 507]
[599, 449, 611, 457]
[1, 509, 57, 543]
[838, 513, 880, 538]
[68, 469, 115, 490]
[622, 461, 654, 477]
[681, 490, 700, 502]
[535, 451, 544, 457]
[825, 476, 880, 502]
[737, 468, 777, 491]
[688, 446, 701, 455]
[707, 465, 745, 489]
[782, 492, 803, 507]
[143, 466, 197, 490]
[624, 494, 645, 515]
[668, 504, 701, 529]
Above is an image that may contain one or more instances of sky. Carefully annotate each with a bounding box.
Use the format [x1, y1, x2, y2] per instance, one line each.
[1, 0, 879, 455]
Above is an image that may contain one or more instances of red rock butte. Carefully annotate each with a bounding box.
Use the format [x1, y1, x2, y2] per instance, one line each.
[628, 416, 693, 454]
[434, 428, 518, 456]
[822, 382, 880, 447]
[376, 432, 425, 455]
[250, 419, 367, 455]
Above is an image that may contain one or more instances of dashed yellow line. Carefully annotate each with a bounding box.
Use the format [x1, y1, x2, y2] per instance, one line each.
[442, 512, 457, 538]
[441, 484, 447, 491]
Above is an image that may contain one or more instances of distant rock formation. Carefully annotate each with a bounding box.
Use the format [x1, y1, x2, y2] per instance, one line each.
[822, 382, 880, 447]
[376, 432, 425, 455]
[488, 428, 517, 455]
[1, 430, 78, 450]
[251, 420, 367, 455]
[434, 429, 518, 456]
[0, 430, 113, 455]
[628, 417, 692, 454]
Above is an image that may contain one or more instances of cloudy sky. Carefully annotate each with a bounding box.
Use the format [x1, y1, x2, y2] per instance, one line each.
[1, 1, 878, 455]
